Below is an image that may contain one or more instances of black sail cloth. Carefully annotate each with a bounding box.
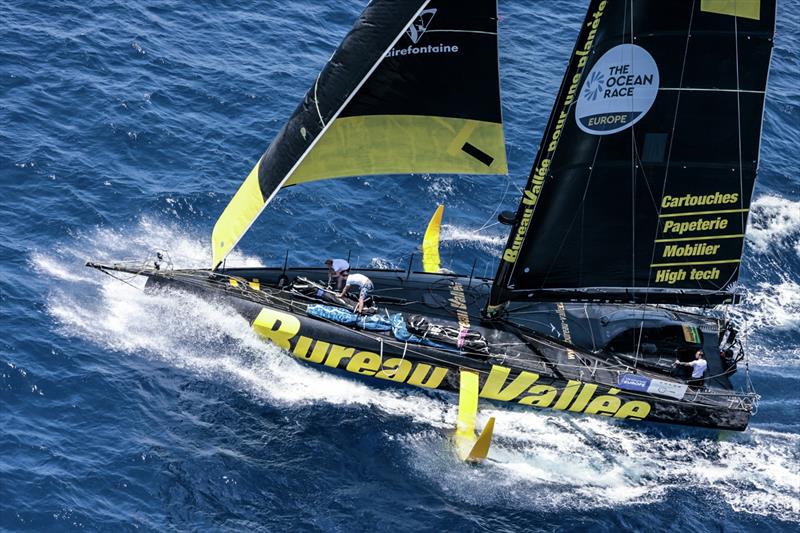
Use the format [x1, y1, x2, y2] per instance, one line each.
[492, 0, 775, 307]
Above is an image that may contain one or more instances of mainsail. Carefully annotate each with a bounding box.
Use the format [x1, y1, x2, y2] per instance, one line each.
[491, 0, 776, 307]
[212, 0, 506, 269]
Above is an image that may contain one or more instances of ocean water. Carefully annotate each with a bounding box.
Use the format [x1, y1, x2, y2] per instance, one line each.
[2, 0, 799, 531]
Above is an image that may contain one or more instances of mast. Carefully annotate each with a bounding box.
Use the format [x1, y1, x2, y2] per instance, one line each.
[489, 0, 776, 312]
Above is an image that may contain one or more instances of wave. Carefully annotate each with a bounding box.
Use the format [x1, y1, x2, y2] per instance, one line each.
[404, 410, 800, 518]
[440, 224, 506, 251]
[746, 194, 800, 256]
[422, 175, 455, 201]
[721, 194, 800, 365]
[740, 277, 800, 332]
[32, 216, 263, 270]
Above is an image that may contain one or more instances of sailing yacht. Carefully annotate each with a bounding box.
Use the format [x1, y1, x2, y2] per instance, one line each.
[89, 0, 776, 460]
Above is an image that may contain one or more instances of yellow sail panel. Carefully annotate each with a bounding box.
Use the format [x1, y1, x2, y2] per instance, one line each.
[284, 115, 507, 186]
[422, 205, 444, 273]
[700, 0, 760, 19]
[211, 160, 264, 270]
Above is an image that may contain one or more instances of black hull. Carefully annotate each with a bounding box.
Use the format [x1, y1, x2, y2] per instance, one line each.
[88, 262, 755, 431]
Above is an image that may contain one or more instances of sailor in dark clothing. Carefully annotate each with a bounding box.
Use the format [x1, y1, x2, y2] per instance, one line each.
[720, 347, 737, 373]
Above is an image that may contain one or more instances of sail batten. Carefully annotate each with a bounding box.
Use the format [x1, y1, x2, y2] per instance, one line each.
[514, 287, 741, 306]
[491, 0, 776, 308]
[212, 0, 506, 270]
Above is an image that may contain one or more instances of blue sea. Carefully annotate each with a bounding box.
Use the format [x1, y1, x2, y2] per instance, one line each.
[2, 1, 799, 531]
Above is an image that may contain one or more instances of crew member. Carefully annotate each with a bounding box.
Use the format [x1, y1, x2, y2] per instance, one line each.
[676, 350, 708, 388]
[325, 258, 350, 290]
[720, 347, 736, 373]
[339, 272, 373, 314]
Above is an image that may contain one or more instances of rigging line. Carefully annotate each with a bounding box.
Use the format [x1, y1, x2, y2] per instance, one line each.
[510, 177, 525, 197]
[631, 131, 659, 209]
[474, 173, 512, 233]
[95, 267, 146, 292]
[579, 182, 584, 287]
[583, 303, 597, 351]
[629, 2, 638, 350]
[477, 220, 501, 231]
[631, 22, 645, 365]
[714, 263, 742, 292]
[380, 341, 409, 378]
[629, 0, 635, 295]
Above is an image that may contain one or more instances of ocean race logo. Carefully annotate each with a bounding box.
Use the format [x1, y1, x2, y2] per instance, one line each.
[386, 8, 460, 59]
[575, 44, 659, 135]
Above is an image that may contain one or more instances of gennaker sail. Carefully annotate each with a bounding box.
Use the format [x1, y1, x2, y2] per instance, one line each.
[212, 0, 507, 270]
[490, 0, 776, 309]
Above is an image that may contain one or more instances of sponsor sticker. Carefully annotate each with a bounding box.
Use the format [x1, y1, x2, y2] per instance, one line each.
[406, 8, 436, 43]
[618, 373, 651, 392]
[576, 44, 659, 135]
[647, 378, 688, 400]
[387, 7, 460, 59]
[618, 373, 688, 400]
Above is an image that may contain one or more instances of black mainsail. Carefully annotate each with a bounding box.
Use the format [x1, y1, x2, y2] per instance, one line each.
[212, 0, 506, 269]
[490, 0, 776, 308]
